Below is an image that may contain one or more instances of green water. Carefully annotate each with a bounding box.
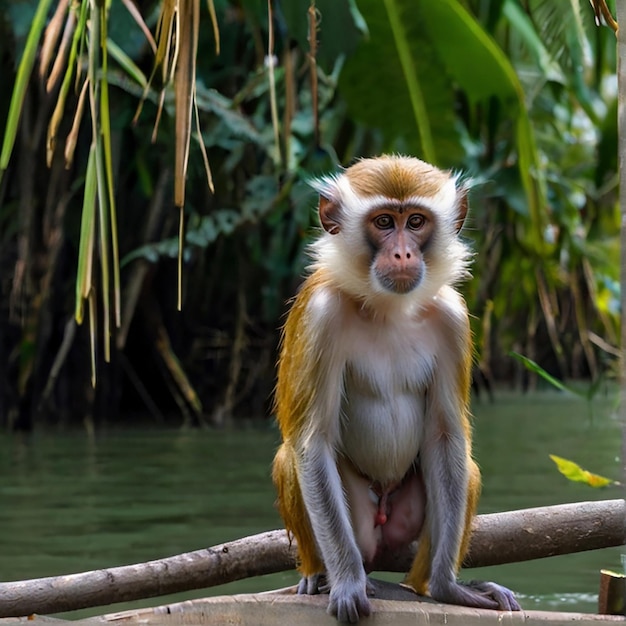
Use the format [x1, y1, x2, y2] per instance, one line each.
[0, 390, 623, 618]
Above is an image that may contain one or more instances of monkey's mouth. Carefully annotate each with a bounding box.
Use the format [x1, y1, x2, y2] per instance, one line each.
[377, 274, 421, 294]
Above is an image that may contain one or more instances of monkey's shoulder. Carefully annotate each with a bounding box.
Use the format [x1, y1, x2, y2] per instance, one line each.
[286, 273, 347, 329]
[426, 285, 470, 331]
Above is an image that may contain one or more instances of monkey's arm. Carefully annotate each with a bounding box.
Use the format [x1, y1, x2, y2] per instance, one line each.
[297, 435, 371, 622]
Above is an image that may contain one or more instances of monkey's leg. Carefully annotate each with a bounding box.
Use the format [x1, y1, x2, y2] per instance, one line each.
[272, 442, 324, 584]
[457, 459, 481, 566]
[337, 457, 383, 569]
[456, 461, 520, 610]
[406, 459, 520, 611]
[405, 459, 482, 588]
[403, 460, 478, 596]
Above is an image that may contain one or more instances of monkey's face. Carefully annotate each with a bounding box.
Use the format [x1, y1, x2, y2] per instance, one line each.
[309, 155, 471, 305]
[364, 207, 433, 295]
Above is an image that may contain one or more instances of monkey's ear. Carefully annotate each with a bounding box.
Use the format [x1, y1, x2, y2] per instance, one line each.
[319, 195, 341, 235]
[455, 190, 469, 233]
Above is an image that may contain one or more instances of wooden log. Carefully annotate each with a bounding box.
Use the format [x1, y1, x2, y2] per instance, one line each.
[465, 499, 626, 568]
[0, 499, 624, 618]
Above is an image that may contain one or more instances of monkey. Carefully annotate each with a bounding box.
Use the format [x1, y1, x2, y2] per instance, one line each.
[272, 155, 521, 623]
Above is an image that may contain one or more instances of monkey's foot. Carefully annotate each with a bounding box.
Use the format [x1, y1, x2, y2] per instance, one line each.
[464, 580, 521, 611]
[296, 573, 327, 595]
[430, 579, 521, 612]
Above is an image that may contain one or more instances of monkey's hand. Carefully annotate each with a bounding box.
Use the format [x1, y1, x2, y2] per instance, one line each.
[327, 575, 372, 624]
[429, 578, 521, 612]
[297, 573, 371, 623]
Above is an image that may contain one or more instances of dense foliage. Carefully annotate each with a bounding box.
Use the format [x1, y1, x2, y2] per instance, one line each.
[0, 0, 619, 429]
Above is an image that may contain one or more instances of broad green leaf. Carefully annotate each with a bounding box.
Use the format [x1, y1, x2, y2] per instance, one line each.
[340, 0, 546, 244]
[383, 0, 435, 162]
[339, 0, 459, 165]
[421, 0, 522, 104]
[549, 455, 615, 488]
[420, 0, 546, 246]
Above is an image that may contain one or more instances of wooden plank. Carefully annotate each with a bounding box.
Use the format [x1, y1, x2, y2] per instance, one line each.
[95, 591, 626, 625]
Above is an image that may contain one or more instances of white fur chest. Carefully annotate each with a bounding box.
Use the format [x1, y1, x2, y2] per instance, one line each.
[338, 309, 436, 484]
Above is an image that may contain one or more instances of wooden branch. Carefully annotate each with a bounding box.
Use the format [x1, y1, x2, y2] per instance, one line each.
[374, 498, 626, 572]
[0, 529, 293, 619]
[464, 498, 626, 568]
[1, 500, 624, 618]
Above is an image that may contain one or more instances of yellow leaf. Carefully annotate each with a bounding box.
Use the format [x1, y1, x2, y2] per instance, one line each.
[549, 454, 614, 488]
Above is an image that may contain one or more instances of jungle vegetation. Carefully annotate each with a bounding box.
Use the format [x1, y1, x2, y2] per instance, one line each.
[0, 0, 620, 429]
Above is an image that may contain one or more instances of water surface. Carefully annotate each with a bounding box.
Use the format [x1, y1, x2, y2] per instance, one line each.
[0, 390, 622, 618]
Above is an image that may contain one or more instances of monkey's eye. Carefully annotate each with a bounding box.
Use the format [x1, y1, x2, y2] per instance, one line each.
[407, 214, 426, 230]
[373, 215, 394, 229]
